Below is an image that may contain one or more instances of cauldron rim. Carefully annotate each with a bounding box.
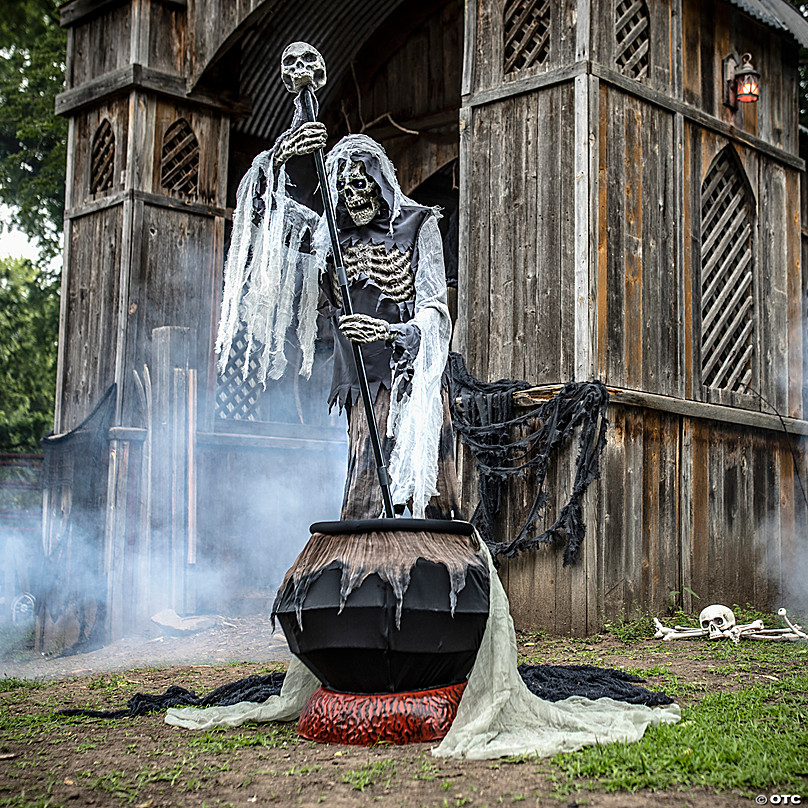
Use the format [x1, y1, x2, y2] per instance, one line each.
[309, 518, 475, 537]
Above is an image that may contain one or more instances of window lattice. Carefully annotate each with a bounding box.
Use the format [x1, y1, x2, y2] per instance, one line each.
[215, 331, 264, 420]
[615, 0, 650, 80]
[503, 0, 551, 75]
[700, 149, 755, 394]
[160, 118, 199, 197]
[90, 119, 115, 194]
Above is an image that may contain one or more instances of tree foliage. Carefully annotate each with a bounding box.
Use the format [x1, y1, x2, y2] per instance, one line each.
[0, 256, 59, 452]
[0, 0, 66, 260]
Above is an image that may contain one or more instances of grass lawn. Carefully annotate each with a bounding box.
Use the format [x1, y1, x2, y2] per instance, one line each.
[0, 608, 805, 807]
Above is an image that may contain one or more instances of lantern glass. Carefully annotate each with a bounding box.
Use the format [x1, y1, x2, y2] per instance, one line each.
[736, 71, 760, 103]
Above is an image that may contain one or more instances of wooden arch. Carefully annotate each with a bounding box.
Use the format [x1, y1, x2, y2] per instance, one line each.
[191, 0, 411, 140]
[213, 0, 463, 200]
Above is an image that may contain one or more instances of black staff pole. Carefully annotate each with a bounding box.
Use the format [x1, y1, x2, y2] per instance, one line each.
[300, 86, 395, 519]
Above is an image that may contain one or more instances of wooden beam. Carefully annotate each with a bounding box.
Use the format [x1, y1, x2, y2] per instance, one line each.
[513, 384, 808, 435]
[60, 0, 127, 27]
[65, 189, 233, 221]
[209, 418, 347, 445]
[461, 0, 478, 97]
[591, 63, 805, 171]
[56, 64, 250, 116]
[60, 0, 186, 27]
[464, 62, 588, 108]
[106, 425, 345, 450]
[464, 60, 804, 171]
[360, 108, 459, 141]
[107, 426, 147, 442]
[196, 432, 347, 451]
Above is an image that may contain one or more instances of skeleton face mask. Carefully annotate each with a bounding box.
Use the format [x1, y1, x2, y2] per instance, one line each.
[281, 42, 327, 93]
[699, 604, 736, 639]
[338, 161, 381, 226]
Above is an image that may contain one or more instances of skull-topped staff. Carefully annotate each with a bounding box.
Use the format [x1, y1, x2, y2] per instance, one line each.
[279, 42, 396, 519]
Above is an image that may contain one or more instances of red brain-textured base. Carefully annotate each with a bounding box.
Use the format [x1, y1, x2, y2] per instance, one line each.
[297, 681, 467, 745]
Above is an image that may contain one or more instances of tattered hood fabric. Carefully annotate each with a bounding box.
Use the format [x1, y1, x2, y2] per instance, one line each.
[165, 539, 679, 755]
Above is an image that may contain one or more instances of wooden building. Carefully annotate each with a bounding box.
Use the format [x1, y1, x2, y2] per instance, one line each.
[44, 0, 808, 649]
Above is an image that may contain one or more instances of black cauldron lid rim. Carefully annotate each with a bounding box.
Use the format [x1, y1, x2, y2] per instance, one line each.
[310, 518, 475, 536]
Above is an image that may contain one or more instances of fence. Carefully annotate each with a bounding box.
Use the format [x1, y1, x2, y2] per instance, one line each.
[0, 453, 43, 623]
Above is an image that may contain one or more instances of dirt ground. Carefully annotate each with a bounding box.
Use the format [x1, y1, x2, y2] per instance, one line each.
[0, 617, 803, 808]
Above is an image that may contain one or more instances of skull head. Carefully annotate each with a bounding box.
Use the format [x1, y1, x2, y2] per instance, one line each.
[699, 604, 736, 640]
[280, 42, 326, 94]
[338, 161, 381, 226]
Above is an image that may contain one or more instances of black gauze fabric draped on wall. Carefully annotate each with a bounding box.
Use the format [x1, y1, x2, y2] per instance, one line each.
[447, 353, 609, 566]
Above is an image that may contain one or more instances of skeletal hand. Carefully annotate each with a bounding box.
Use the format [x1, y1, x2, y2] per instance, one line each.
[338, 314, 391, 344]
[276, 122, 327, 164]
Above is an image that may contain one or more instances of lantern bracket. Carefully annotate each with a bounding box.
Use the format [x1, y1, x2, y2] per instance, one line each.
[723, 52, 760, 109]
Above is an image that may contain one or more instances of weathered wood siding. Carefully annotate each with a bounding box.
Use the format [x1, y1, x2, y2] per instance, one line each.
[58, 208, 123, 431]
[596, 86, 680, 396]
[65, 0, 187, 84]
[66, 1, 132, 88]
[463, 85, 577, 384]
[120, 205, 221, 424]
[460, 0, 807, 632]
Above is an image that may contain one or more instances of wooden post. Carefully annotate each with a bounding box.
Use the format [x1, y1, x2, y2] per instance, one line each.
[147, 326, 193, 616]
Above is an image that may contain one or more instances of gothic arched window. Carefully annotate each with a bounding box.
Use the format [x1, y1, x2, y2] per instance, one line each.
[160, 118, 199, 198]
[90, 118, 115, 194]
[700, 147, 756, 393]
[615, 0, 650, 80]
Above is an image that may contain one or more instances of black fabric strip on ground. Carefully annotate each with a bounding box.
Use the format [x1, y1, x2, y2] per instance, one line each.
[57, 665, 672, 718]
[57, 672, 287, 719]
[517, 663, 674, 706]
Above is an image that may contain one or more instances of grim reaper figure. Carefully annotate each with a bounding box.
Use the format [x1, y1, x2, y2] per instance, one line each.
[216, 113, 461, 520]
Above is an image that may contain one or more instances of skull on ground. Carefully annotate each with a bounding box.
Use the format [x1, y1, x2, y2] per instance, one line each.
[281, 42, 326, 93]
[338, 161, 381, 226]
[699, 604, 736, 639]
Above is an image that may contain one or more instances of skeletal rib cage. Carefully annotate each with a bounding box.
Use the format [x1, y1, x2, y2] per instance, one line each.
[333, 244, 415, 305]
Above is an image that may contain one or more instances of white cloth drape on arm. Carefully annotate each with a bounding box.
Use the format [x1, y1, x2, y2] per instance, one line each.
[386, 215, 451, 518]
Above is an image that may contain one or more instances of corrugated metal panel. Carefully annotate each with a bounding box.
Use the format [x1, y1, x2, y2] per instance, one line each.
[234, 0, 406, 141]
[726, 0, 808, 48]
[230, 0, 808, 144]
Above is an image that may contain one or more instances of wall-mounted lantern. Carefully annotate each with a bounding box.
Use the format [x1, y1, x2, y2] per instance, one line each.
[723, 52, 761, 109]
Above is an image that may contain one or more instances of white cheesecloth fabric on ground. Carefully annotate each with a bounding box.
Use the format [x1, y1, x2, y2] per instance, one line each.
[166, 542, 680, 755]
[165, 656, 319, 730]
[431, 545, 680, 758]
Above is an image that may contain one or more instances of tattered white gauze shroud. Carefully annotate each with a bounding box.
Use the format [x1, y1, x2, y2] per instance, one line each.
[165, 541, 680, 756]
[216, 140, 320, 387]
[217, 132, 449, 517]
[386, 214, 449, 518]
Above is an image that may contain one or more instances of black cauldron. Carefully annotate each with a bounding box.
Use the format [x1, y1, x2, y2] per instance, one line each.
[273, 518, 490, 694]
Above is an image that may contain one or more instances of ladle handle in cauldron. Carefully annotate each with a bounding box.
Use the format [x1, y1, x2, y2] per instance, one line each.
[300, 86, 395, 519]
